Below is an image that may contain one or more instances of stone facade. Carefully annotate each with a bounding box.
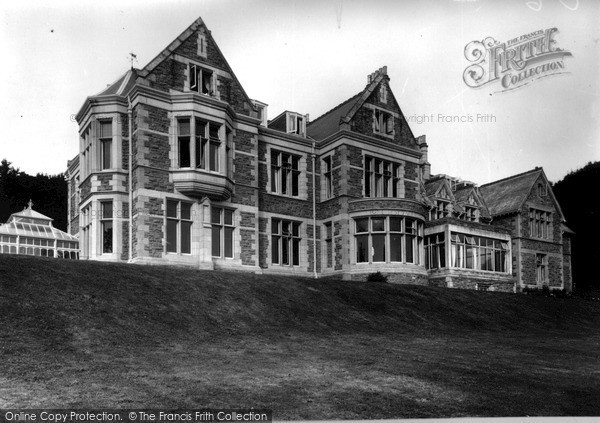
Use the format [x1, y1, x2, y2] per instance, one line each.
[67, 17, 573, 293]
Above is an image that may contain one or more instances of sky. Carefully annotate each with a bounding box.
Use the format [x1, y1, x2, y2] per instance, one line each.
[1, 0, 598, 185]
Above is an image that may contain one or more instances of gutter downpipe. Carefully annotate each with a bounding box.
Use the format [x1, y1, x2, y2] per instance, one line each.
[127, 96, 133, 262]
[310, 135, 318, 279]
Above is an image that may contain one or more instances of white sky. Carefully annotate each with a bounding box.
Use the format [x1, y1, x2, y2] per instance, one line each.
[1, 0, 598, 184]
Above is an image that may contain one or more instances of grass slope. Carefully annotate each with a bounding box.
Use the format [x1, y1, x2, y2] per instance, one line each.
[1, 255, 599, 418]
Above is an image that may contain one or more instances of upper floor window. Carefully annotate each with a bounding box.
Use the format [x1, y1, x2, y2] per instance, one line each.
[271, 218, 301, 266]
[211, 207, 234, 258]
[166, 200, 192, 254]
[373, 109, 394, 136]
[177, 117, 221, 172]
[379, 85, 388, 103]
[364, 156, 403, 198]
[287, 113, 306, 136]
[99, 120, 112, 170]
[189, 64, 214, 95]
[430, 200, 451, 220]
[323, 156, 333, 199]
[529, 208, 551, 239]
[537, 183, 547, 197]
[271, 150, 300, 197]
[463, 206, 478, 222]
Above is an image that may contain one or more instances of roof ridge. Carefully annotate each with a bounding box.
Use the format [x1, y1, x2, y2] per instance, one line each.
[480, 167, 542, 187]
[308, 93, 362, 126]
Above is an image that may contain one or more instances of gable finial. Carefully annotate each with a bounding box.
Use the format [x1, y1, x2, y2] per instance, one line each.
[129, 52, 138, 69]
[28, 199, 33, 210]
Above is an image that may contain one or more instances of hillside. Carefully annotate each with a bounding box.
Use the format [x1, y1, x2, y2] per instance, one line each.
[1, 255, 600, 418]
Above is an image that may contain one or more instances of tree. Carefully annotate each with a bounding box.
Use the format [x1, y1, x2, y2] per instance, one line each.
[553, 161, 600, 294]
[0, 159, 68, 231]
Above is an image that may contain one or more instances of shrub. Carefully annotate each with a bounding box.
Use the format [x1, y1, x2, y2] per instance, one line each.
[367, 271, 388, 283]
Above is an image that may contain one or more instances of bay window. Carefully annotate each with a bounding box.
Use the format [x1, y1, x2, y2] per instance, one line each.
[177, 117, 222, 172]
[354, 216, 423, 264]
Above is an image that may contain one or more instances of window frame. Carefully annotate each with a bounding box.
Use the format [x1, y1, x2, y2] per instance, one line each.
[354, 216, 423, 265]
[271, 218, 301, 266]
[364, 156, 404, 199]
[99, 119, 112, 170]
[189, 63, 214, 95]
[211, 207, 234, 259]
[323, 156, 333, 199]
[176, 117, 223, 173]
[165, 199, 193, 255]
[270, 149, 301, 197]
[100, 201, 113, 254]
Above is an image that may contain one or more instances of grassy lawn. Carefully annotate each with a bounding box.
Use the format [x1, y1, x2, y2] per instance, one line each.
[1, 255, 599, 418]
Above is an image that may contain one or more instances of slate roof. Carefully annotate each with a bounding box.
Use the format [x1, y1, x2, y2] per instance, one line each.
[95, 69, 137, 97]
[424, 177, 446, 197]
[479, 168, 543, 217]
[307, 93, 361, 140]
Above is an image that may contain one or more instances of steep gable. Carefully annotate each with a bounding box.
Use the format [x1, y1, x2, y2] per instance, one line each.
[480, 168, 563, 220]
[307, 67, 419, 150]
[137, 18, 255, 116]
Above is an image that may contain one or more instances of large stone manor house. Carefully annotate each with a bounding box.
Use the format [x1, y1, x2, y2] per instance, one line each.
[66, 17, 573, 293]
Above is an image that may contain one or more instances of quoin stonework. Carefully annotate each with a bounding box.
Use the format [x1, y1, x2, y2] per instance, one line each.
[66, 17, 573, 293]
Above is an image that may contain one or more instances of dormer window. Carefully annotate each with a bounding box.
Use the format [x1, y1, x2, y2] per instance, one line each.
[189, 64, 214, 95]
[374, 109, 394, 136]
[287, 113, 306, 136]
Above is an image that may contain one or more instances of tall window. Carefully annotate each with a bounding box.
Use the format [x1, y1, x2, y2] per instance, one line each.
[536, 254, 548, 284]
[425, 233, 446, 269]
[271, 150, 300, 197]
[99, 120, 112, 170]
[178, 118, 221, 171]
[189, 64, 213, 95]
[101, 201, 113, 254]
[211, 207, 234, 258]
[355, 216, 422, 264]
[364, 156, 403, 198]
[324, 222, 333, 268]
[374, 109, 393, 135]
[271, 219, 300, 266]
[529, 209, 551, 239]
[450, 233, 508, 273]
[323, 156, 333, 199]
[166, 200, 192, 254]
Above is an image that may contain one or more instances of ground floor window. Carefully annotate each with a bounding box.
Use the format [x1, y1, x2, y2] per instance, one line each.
[166, 199, 192, 254]
[451, 232, 508, 273]
[354, 216, 422, 264]
[211, 207, 234, 258]
[536, 253, 548, 284]
[324, 222, 333, 268]
[425, 233, 446, 269]
[101, 201, 113, 254]
[272, 218, 301, 266]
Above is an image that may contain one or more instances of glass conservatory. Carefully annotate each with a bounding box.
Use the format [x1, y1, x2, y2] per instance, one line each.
[0, 202, 79, 259]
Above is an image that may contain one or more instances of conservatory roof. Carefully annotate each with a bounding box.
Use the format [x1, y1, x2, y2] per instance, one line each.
[0, 220, 78, 242]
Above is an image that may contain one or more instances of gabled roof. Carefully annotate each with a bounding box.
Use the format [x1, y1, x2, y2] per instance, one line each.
[480, 168, 564, 220]
[424, 177, 455, 201]
[306, 93, 361, 140]
[454, 185, 491, 220]
[9, 205, 53, 223]
[306, 66, 389, 141]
